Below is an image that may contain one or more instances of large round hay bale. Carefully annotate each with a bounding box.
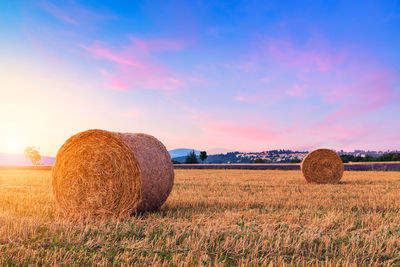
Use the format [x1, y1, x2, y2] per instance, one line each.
[301, 149, 343, 184]
[51, 129, 174, 219]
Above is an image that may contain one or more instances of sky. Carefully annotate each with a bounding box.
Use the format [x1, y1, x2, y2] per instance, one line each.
[0, 0, 400, 156]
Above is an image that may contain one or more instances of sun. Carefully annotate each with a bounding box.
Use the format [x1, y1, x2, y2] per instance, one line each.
[6, 138, 18, 151]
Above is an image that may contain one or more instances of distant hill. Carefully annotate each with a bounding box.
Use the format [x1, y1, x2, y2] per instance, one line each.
[170, 155, 190, 163]
[172, 152, 243, 164]
[169, 148, 200, 159]
[170, 148, 234, 163]
[0, 153, 55, 166]
[207, 148, 232, 155]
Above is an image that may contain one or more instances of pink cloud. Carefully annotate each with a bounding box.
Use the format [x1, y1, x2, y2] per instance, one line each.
[41, 1, 114, 26]
[259, 76, 271, 83]
[81, 37, 185, 91]
[175, 101, 279, 142]
[308, 123, 370, 144]
[266, 38, 344, 72]
[79, 43, 143, 68]
[234, 91, 261, 103]
[99, 70, 128, 91]
[221, 61, 256, 72]
[233, 87, 286, 104]
[301, 63, 398, 149]
[205, 121, 277, 141]
[41, 1, 78, 25]
[129, 37, 185, 52]
[81, 43, 144, 68]
[121, 108, 141, 118]
[107, 77, 128, 91]
[286, 83, 308, 97]
[316, 66, 396, 126]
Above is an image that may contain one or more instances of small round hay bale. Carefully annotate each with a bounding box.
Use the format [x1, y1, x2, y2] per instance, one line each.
[301, 149, 343, 184]
[51, 129, 174, 219]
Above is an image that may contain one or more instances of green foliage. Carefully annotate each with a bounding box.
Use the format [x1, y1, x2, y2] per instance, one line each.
[172, 160, 181, 164]
[341, 153, 400, 163]
[199, 151, 208, 163]
[290, 157, 302, 163]
[24, 146, 41, 165]
[378, 153, 400, 162]
[340, 155, 351, 163]
[253, 158, 264, 163]
[184, 150, 199, 164]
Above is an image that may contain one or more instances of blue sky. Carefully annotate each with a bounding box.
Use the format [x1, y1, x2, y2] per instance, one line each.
[1, 0, 399, 155]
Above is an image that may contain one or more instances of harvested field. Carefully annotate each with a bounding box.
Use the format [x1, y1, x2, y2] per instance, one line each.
[1, 168, 400, 265]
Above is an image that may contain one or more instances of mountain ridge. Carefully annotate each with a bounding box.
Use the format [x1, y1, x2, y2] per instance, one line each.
[168, 148, 200, 159]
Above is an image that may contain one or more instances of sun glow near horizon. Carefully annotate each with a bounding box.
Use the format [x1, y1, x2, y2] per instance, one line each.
[4, 137, 18, 153]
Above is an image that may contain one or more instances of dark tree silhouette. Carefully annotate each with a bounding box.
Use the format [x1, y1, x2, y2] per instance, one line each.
[290, 157, 302, 163]
[184, 150, 199, 164]
[340, 153, 400, 163]
[199, 151, 208, 163]
[24, 146, 41, 165]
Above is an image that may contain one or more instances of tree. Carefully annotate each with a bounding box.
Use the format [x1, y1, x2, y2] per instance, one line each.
[290, 157, 302, 163]
[184, 150, 199, 164]
[24, 146, 41, 165]
[340, 154, 355, 163]
[254, 158, 264, 163]
[377, 152, 400, 162]
[199, 151, 208, 163]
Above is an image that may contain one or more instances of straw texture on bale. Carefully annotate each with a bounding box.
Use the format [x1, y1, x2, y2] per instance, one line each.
[301, 149, 344, 184]
[52, 129, 174, 219]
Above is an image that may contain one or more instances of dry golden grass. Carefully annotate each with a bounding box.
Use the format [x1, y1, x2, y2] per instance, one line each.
[1, 168, 400, 266]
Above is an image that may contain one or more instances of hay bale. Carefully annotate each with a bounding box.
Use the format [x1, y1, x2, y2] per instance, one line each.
[51, 129, 174, 219]
[301, 149, 343, 184]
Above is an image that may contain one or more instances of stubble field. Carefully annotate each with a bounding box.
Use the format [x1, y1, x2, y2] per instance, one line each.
[1, 168, 400, 266]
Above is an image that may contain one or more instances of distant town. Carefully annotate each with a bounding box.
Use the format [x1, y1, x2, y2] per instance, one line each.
[235, 150, 307, 163]
[235, 149, 399, 163]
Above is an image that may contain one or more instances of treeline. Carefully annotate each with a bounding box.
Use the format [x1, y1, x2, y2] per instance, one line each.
[173, 152, 253, 164]
[340, 153, 400, 163]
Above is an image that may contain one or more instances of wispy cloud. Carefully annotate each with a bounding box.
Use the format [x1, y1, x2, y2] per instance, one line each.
[81, 37, 185, 91]
[314, 63, 397, 128]
[41, 1, 78, 25]
[99, 70, 128, 91]
[265, 38, 345, 73]
[204, 121, 278, 141]
[40, 0, 115, 25]
[286, 83, 308, 97]
[234, 91, 261, 103]
[81, 42, 144, 68]
[176, 101, 279, 143]
[121, 107, 141, 118]
[128, 37, 185, 52]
